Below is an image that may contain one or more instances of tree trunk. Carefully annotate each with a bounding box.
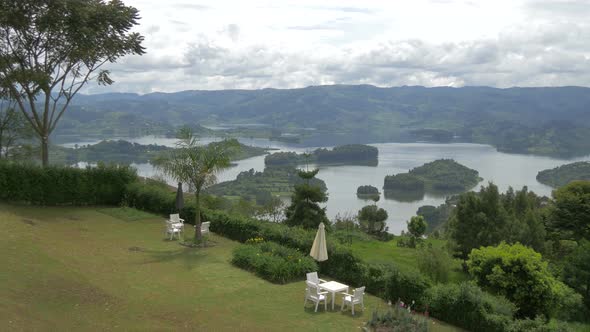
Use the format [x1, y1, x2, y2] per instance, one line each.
[194, 190, 202, 242]
[41, 135, 49, 167]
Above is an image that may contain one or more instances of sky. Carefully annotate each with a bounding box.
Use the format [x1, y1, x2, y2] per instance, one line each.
[86, 0, 590, 93]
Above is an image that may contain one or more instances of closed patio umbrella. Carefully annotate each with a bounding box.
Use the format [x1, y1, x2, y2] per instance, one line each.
[310, 222, 328, 262]
[175, 182, 184, 212]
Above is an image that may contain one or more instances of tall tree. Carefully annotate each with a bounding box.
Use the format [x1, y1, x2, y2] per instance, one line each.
[448, 183, 510, 260]
[284, 168, 330, 229]
[154, 128, 239, 242]
[563, 240, 590, 311]
[547, 180, 590, 242]
[407, 215, 427, 239]
[358, 204, 388, 235]
[0, 0, 145, 166]
[0, 96, 32, 158]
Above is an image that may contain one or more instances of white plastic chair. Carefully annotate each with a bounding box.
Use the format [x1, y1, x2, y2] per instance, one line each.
[201, 222, 210, 235]
[165, 223, 182, 240]
[306, 272, 327, 286]
[341, 286, 365, 315]
[304, 281, 328, 312]
[168, 213, 184, 228]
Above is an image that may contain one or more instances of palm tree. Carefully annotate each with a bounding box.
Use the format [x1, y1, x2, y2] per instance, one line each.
[154, 128, 239, 242]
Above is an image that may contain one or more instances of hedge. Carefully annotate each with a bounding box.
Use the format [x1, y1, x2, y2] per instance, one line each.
[0, 162, 137, 205]
[204, 209, 376, 290]
[423, 282, 516, 332]
[231, 241, 318, 284]
[385, 268, 431, 308]
[124, 180, 197, 224]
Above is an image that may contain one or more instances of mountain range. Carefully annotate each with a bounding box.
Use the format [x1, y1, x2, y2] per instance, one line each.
[59, 85, 590, 157]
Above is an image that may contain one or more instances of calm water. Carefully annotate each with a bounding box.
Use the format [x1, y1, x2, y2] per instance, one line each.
[62, 136, 589, 234]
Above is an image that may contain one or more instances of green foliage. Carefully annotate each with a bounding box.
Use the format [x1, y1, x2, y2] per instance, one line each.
[264, 144, 378, 166]
[384, 159, 481, 195]
[416, 200, 455, 234]
[264, 152, 300, 166]
[358, 205, 389, 236]
[384, 173, 425, 191]
[154, 129, 239, 240]
[547, 181, 590, 241]
[203, 209, 388, 296]
[254, 196, 286, 223]
[417, 246, 452, 283]
[52, 140, 170, 164]
[506, 317, 572, 332]
[207, 166, 327, 200]
[0, 0, 145, 165]
[284, 168, 330, 229]
[123, 180, 241, 225]
[409, 159, 482, 192]
[51, 137, 268, 165]
[124, 180, 179, 217]
[385, 269, 431, 307]
[448, 183, 547, 259]
[423, 282, 516, 332]
[537, 162, 590, 188]
[0, 162, 136, 205]
[562, 240, 590, 317]
[468, 242, 572, 318]
[407, 216, 427, 239]
[0, 105, 33, 159]
[314, 144, 378, 165]
[231, 241, 318, 284]
[357, 185, 379, 196]
[364, 304, 429, 332]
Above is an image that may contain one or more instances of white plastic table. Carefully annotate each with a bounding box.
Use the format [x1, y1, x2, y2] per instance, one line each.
[319, 281, 349, 310]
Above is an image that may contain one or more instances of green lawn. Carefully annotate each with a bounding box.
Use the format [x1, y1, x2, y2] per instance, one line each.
[0, 204, 461, 331]
[350, 238, 468, 283]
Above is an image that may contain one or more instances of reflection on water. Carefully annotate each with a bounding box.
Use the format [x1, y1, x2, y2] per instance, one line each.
[383, 189, 425, 203]
[63, 136, 590, 234]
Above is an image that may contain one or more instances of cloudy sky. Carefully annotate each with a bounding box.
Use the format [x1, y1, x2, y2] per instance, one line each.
[88, 0, 590, 93]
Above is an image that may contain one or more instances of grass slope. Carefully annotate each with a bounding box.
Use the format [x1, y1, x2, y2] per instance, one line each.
[351, 238, 468, 284]
[0, 204, 461, 331]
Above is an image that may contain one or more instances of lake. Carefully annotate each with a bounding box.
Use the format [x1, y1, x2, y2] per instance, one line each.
[62, 136, 590, 234]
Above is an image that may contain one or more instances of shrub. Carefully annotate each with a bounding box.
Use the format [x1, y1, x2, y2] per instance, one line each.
[231, 241, 318, 284]
[124, 180, 199, 224]
[506, 317, 572, 332]
[204, 209, 376, 293]
[468, 242, 570, 318]
[361, 264, 391, 299]
[364, 304, 429, 332]
[417, 246, 452, 283]
[423, 282, 516, 332]
[0, 162, 136, 205]
[551, 282, 586, 322]
[385, 269, 431, 308]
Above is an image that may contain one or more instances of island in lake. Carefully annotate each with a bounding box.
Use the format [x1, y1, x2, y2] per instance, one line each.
[383, 159, 482, 200]
[206, 166, 327, 204]
[51, 138, 269, 165]
[536, 161, 590, 188]
[265, 144, 378, 166]
[356, 185, 380, 200]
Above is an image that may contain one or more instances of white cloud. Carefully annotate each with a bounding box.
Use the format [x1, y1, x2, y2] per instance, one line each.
[82, 0, 590, 93]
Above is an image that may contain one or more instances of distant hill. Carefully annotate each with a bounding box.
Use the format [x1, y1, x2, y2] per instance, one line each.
[64, 85, 590, 157]
[536, 161, 590, 188]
